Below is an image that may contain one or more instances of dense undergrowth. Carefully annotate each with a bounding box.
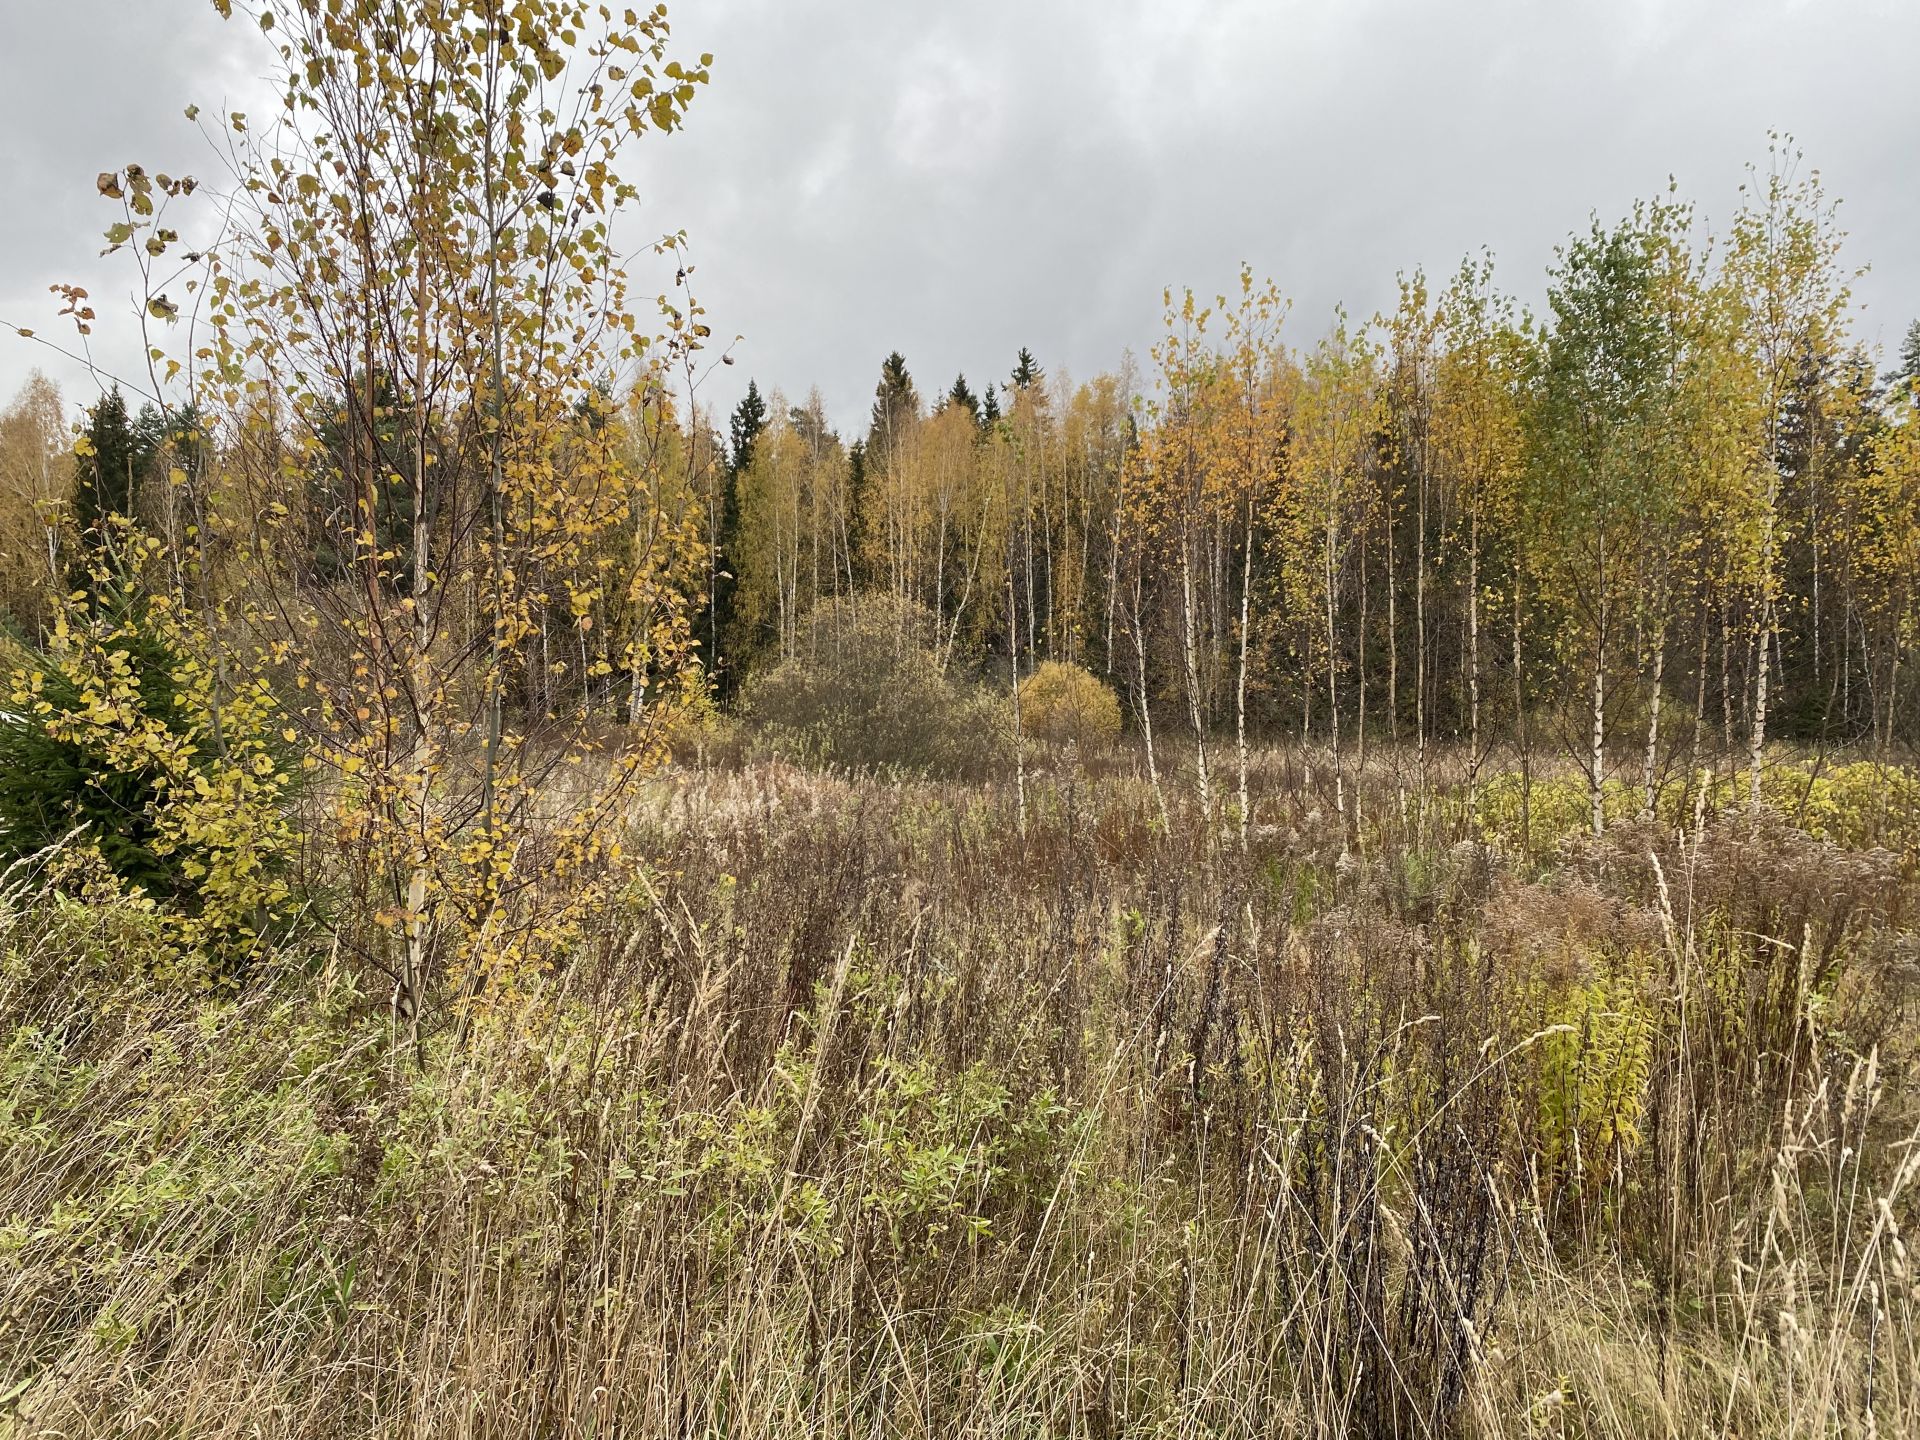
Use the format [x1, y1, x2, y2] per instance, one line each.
[2, 750, 1918, 1438]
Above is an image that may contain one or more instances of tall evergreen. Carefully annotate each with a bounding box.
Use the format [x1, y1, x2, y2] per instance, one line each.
[71, 387, 145, 539]
[868, 352, 918, 448]
[306, 373, 420, 589]
[846, 438, 869, 587]
[858, 353, 918, 588]
[728, 378, 769, 471]
[708, 380, 768, 693]
[68, 388, 163, 594]
[1010, 347, 1043, 390]
[946, 373, 981, 424]
[1895, 318, 1920, 390]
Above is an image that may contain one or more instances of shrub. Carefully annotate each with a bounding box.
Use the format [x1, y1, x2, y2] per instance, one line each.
[661, 678, 748, 768]
[1016, 659, 1121, 750]
[743, 593, 1008, 778]
[1470, 761, 1920, 872]
[0, 542, 296, 964]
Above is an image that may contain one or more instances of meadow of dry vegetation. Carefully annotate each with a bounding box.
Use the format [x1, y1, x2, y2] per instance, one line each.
[4, 741, 1917, 1438]
[2, 3, 1918, 1435]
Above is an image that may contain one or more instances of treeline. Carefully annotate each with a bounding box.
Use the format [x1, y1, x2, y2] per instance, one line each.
[6, 163, 1919, 825]
[696, 176, 1920, 821]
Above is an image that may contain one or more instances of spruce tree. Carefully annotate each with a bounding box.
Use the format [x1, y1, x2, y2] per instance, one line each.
[67, 388, 162, 596]
[71, 387, 143, 539]
[709, 380, 768, 693]
[947, 373, 981, 424]
[868, 352, 918, 447]
[1896, 318, 1920, 390]
[728, 378, 769, 471]
[306, 373, 419, 587]
[846, 438, 869, 587]
[1010, 347, 1043, 390]
[858, 353, 918, 589]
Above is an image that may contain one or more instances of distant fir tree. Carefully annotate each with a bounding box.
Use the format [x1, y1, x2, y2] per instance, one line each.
[729, 378, 769, 471]
[306, 372, 419, 589]
[68, 388, 166, 593]
[788, 401, 830, 448]
[946, 373, 981, 424]
[981, 386, 1001, 425]
[71, 387, 145, 539]
[1010, 347, 1043, 390]
[708, 378, 768, 694]
[858, 352, 918, 585]
[846, 438, 869, 586]
[1894, 318, 1920, 390]
[868, 352, 918, 447]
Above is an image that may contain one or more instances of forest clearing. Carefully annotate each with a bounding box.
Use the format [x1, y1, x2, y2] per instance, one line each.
[1, 0, 1918, 1436]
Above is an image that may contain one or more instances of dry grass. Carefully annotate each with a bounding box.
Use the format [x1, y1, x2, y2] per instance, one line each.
[2, 747, 1916, 1438]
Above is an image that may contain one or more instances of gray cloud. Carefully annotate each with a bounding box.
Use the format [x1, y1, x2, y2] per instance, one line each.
[4, 0, 1915, 432]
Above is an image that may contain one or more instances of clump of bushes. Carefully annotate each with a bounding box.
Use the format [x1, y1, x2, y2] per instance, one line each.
[0, 543, 296, 965]
[1016, 659, 1121, 750]
[743, 593, 1008, 778]
[660, 672, 748, 768]
[1471, 760, 1920, 870]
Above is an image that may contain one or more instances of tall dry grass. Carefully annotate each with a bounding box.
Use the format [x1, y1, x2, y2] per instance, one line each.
[1, 750, 1916, 1437]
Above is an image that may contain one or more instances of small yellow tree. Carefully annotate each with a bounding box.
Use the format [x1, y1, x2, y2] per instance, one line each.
[1017, 659, 1122, 750]
[86, 0, 715, 1043]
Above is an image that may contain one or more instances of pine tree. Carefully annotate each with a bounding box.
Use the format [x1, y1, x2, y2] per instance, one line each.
[1011, 347, 1042, 390]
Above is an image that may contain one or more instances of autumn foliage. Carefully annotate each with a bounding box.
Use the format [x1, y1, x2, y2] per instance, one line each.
[0, 5, 1917, 1438]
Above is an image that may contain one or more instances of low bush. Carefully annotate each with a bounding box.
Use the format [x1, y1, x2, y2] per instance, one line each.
[743, 593, 1008, 778]
[1470, 758, 1920, 871]
[1016, 659, 1122, 750]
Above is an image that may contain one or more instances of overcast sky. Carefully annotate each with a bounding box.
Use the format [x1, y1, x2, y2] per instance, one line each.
[3, 0, 1916, 434]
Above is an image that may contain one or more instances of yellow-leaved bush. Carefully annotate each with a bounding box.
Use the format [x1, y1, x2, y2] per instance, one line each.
[0, 535, 295, 971]
[1017, 660, 1123, 750]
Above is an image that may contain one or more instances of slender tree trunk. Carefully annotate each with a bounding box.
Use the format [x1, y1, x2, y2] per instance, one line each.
[1642, 606, 1667, 820]
[1104, 484, 1123, 676]
[1236, 494, 1255, 848]
[1180, 527, 1212, 819]
[1690, 590, 1709, 805]
[1355, 514, 1370, 840]
[1325, 513, 1345, 841]
[1385, 495, 1399, 742]
[1728, 599, 1743, 779]
[1513, 580, 1531, 854]
[1009, 568, 1026, 836]
[1130, 571, 1169, 833]
[1589, 660, 1608, 837]
[1417, 465, 1430, 796]
[1749, 596, 1773, 807]
[1464, 511, 1479, 804]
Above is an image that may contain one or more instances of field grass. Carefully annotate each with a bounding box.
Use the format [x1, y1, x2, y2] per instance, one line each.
[2, 745, 1917, 1437]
